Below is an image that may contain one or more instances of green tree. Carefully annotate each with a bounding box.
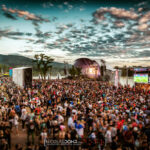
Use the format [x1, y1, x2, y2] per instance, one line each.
[121, 65, 127, 77]
[128, 67, 134, 77]
[69, 66, 76, 78]
[100, 59, 106, 76]
[76, 67, 82, 77]
[121, 66, 134, 77]
[0, 64, 9, 73]
[0, 64, 2, 73]
[114, 66, 119, 69]
[104, 74, 110, 81]
[33, 54, 54, 80]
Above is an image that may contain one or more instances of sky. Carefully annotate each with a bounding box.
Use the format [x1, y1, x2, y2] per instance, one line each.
[0, 0, 150, 67]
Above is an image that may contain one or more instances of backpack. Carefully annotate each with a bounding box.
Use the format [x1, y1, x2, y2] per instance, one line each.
[15, 106, 20, 112]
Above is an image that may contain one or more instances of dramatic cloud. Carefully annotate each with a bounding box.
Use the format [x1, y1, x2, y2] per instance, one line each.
[3, 12, 17, 20]
[0, 28, 33, 40]
[138, 23, 148, 31]
[92, 5, 150, 32]
[93, 7, 139, 22]
[1, 1, 150, 67]
[114, 20, 125, 28]
[139, 13, 149, 24]
[2, 5, 50, 23]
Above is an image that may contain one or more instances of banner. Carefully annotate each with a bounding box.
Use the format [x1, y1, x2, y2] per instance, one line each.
[115, 69, 119, 88]
[9, 68, 13, 77]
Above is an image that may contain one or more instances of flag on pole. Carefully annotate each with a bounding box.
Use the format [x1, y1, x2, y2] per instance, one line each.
[115, 69, 119, 88]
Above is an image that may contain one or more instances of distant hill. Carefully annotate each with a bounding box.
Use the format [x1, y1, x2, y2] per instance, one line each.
[0, 54, 72, 69]
[0, 54, 33, 66]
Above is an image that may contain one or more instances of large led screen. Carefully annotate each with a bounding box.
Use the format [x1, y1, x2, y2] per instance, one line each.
[134, 74, 148, 83]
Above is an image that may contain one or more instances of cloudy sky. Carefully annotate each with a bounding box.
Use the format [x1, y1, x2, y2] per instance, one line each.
[0, 0, 150, 67]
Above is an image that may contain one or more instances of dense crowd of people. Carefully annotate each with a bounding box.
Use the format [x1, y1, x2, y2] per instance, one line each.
[0, 77, 150, 150]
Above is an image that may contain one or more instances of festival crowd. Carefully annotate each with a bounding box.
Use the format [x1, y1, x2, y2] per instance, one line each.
[0, 77, 150, 150]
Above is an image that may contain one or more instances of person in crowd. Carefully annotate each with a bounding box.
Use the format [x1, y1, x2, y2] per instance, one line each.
[13, 113, 19, 135]
[27, 120, 35, 145]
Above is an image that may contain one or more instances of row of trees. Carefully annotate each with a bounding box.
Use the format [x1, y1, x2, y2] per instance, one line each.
[0, 64, 10, 73]
[114, 65, 134, 77]
[0, 53, 82, 79]
[33, 54, 83, 79]
[69, 66, 82, 78]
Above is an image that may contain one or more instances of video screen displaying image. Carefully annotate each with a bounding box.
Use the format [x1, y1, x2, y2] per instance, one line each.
[134, 74, 148, 83]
